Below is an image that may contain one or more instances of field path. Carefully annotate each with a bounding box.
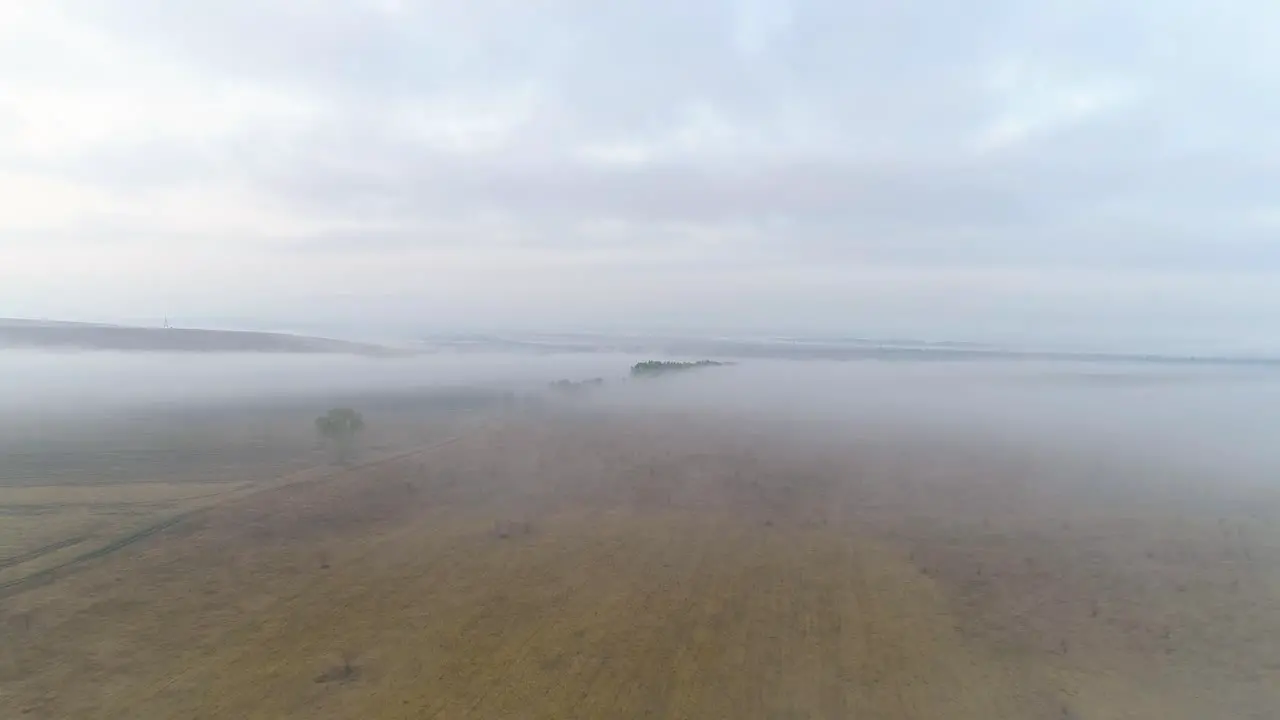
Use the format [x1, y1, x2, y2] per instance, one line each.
[0, 421, 489, 597]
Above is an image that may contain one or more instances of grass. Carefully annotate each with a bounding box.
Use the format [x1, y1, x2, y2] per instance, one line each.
[1, 406, 1277, 718]
[0, 393, 495, 591]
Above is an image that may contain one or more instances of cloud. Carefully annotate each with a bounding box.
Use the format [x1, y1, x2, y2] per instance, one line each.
[3, 1, 1280, 349]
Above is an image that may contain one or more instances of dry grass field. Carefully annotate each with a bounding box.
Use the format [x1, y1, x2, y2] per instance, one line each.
[2, 403, 1278, 719]
[0, 390, 505, 591]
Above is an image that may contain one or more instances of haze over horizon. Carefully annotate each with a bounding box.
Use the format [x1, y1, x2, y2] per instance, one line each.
[4, 2, 1280, 353]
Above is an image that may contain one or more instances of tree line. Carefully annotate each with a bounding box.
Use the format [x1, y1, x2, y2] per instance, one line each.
[629, 360, 727, 378]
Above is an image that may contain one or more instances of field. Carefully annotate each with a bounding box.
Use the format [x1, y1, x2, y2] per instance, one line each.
[2, 398, 1278, 718]
[0, 390, 502, 594]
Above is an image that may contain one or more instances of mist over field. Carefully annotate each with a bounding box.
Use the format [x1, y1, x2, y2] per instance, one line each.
[0, 350, 640, 409]
[608, 359, 1280, 487]
[2, 348, 1278, 718]
[7, 0, 1280, 715]
[7, 347, 1280, 491]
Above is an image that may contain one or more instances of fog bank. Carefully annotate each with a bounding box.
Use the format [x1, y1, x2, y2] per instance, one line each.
[5, 349, 1280, 494]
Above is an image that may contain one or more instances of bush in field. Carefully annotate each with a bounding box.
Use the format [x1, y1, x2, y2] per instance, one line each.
[315, 407, 365, 464]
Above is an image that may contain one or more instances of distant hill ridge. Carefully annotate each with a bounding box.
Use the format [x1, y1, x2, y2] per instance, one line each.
[0, 318, 396, 355]
[0, 318, 118, 329]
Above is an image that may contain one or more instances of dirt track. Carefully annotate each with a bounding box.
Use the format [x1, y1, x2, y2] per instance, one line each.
[0, 424, 484, 597]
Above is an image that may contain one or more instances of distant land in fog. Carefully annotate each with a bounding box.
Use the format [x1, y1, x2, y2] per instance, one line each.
[0, 318, 396, 355]
[3, 318, 1279, 368]
[416, 332, 1280, 368]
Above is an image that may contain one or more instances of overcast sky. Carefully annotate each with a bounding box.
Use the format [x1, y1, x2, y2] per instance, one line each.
[2, 1, 1278, 350]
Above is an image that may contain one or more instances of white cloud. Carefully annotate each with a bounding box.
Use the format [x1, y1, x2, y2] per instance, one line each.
[2, 84, 321, 160]
[0, 172, 114, 232]
[389, 85, 544, 153]
[1, 0, 1278, 348]
[733, 0, 794, 56]
[972, 61, 1137, 152]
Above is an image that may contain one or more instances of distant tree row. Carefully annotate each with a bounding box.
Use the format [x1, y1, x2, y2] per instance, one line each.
[549, 378, 606, 395]
[629, 360, 728, 378]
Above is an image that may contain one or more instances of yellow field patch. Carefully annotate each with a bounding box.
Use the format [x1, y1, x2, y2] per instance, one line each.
[1, 413, 1277, 719]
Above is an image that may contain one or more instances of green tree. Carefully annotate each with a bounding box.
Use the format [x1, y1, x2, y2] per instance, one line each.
[315, 407, 365, 464]
[630, 360, 725, 378]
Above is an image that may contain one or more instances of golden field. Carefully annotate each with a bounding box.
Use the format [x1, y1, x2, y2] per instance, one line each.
[1, 405, 1278, 719]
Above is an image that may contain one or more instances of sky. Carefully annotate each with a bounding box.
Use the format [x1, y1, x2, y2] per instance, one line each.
[2, 1, 1279, 351]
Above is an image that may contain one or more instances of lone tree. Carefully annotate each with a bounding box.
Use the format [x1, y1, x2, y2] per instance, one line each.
[315, 407, 365, 464]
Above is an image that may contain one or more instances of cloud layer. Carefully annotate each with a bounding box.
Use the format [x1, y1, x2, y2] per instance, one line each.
[3, 1, 1279, 350]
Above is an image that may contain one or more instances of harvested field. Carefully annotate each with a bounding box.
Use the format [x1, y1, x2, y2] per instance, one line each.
[2, 406, 1278, 719]
[0, 390, 504, 593]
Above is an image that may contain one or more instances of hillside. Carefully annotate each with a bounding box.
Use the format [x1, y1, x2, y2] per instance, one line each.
[0, 320, 396, 355]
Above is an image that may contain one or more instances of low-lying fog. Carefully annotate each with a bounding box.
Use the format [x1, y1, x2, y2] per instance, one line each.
[0, 350, 643, 406]
[609, 360, 1280, 496]
[4, 349, 1280, 493]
